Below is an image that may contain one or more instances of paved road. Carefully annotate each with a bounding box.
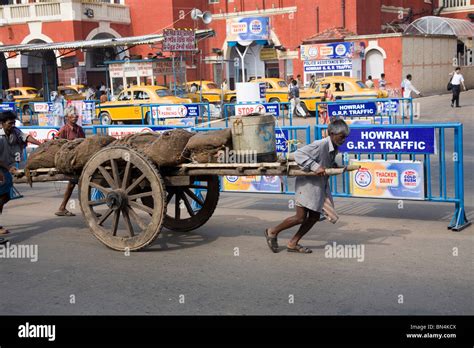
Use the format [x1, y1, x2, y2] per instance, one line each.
[1, 91, 472, 315]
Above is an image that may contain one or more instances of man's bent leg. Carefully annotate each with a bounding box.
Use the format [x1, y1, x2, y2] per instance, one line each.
[268, 206, 308, 237]
[288, 211, 320, 248]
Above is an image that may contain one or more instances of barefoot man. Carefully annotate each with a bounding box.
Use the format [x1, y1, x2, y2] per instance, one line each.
[265, 119, 350, 253]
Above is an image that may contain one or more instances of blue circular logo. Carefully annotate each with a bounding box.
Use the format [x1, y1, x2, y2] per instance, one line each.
[355, 169, 372, 188]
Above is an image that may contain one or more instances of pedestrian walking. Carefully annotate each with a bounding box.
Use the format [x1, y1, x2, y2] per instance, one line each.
[264, 119, 349, 253]
[288, 79, 308, 118]
[0, 111, 41, 240]
[50, 91, 65, 127]
[402, 74, 422, 119]
[54, 106, 85, 217]
[449, 67, 467, 108]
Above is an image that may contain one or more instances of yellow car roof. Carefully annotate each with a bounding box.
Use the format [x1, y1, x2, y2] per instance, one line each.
[124, 85, 168, 91]
[7, 87, 37, 91]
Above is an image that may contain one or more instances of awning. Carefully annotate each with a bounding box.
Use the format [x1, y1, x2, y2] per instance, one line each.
[0, 29, 215, 53]
[227, 39, 268, 47]
[404, 16, 474, 38]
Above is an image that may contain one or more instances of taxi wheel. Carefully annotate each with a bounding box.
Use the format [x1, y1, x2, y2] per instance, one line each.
[100, 112, 112, 125]
[269, 98, 280, 103]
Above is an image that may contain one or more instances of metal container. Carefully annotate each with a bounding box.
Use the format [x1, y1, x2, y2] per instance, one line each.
[231, 113, 277, 163]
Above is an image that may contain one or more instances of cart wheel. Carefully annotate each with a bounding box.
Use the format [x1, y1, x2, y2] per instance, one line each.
[142, 175, 219, 232]
[79, 146, 166, 251]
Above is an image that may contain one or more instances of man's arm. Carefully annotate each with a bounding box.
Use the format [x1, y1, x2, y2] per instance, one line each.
[294, 142, 326, 176]
[26, 135, 42, 146]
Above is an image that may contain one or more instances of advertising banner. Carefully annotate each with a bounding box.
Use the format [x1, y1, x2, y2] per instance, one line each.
[328, 101, 378, 117]
[163, 29, 195, 52]
[350, 160, 424, 200]
[227, 17, 270, 42]
[222, 175, 282, 193]
[339, 127, 436, 154]
[151, 104, 200, 119]
[163, 117, 196, 127]
[303, 58, 353, 73]
[71, 100, 95, 125]
[301, 42, 354, 60]
[235, 103, 279, 116]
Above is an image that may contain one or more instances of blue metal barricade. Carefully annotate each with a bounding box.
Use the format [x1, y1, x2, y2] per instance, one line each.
[223, 102, 293, 128]
[315, 97, 414, 125]
[314, 123, 470, 231]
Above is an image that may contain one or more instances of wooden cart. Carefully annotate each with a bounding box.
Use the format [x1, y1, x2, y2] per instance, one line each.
[14, 146, 352, 252]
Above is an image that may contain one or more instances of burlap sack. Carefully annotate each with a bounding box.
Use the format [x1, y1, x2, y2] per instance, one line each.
[144, 129, 194, 167]
[111, 132, 160, 152]
[54, 138, 85, 174]
[72, 135, 116, 171]
[25, 139, 69, 170]
[185, 129, 232, 163]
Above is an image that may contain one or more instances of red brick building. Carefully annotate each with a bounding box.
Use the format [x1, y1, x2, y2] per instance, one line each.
[0, 0, 472, 93]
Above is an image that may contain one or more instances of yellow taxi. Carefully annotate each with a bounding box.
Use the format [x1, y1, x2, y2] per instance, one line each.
[302, 76, 389, 112]
[64, 85, 87, 98]
[58, 86, 85, 101]
[185, 80, 236, 104]
[5, 87, 43, 115]
[97, 85, 192, 125]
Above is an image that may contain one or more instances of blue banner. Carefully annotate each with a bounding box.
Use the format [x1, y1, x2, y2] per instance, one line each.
[0, 102, 16, 112]
[185, 104, 200, 117]
[275, 129, 289, 153]
[377, 100, 399, 114]
[339, 127, 435, 154]
[328, 102, 378, 117]
[231, 17, 270, 41]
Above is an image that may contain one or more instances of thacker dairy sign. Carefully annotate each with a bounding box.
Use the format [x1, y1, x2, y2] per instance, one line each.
[152, 104, 200, 119]
[227, 17, 269, 42]
[339, 127, 435, 153]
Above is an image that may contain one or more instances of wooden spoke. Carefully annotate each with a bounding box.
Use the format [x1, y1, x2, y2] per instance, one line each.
[128, 206, 148, 231]
[175, 193, 181, 220]
[126, 173, 146, 194]
[129, 201, 155, 215]
[110, 158, 121, 188]
[184, 188, 205, 207]
[128, 191, 153, 201]
[111, 210, 120, 236]
[122, 208, 135, 237]
[88, 199, 107, 207]
[166, 191, 175, 204]
[180, 192, 195, 217]
[89, 182, 111, 195]
[121, 161, 132, 190]
[98, 165, 117, 189]
[98, 208, 114, 226]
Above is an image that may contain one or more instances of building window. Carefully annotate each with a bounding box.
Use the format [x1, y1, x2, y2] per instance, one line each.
[443, 0, 468, 7]
[209, 0, 219, 4]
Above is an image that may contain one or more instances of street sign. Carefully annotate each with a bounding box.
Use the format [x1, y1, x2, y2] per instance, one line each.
[235, 103, 280, 116]
[327, 101, 378, 117]
[151, 104, 200, 119]
[163, 29, 195, 51]
[275, 129, 289, 153]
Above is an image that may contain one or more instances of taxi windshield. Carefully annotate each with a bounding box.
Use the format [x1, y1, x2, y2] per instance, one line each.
[156, 89, 172, 97]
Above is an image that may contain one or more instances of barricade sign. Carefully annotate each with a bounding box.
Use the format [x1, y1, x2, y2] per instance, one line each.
[151, 104, 200, 118]
[275, 129, 289, 153]
[33, 102, 52, 113]
[327, 101, 377, 117]
[222, 175, 283, 193]
[314, 123, 470, 231]
[0, 102, 16, 112]
[106, 125, 177, 138]
[339, 127, 435, 154]
[234, 103, 280, 116]
[163, 117, 196, 127]
[350, 160, 424, 200]
[21, 127, 59, 148]
[70, 100, 95, 125]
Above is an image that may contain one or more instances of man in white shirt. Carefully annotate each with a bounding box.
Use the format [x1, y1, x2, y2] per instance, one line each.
[365, 76, 374, 89]
[450, 67, 467, 108]
[402, 74, 421, 119]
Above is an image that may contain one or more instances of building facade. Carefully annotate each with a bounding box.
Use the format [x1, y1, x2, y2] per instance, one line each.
[0, 0, 472, 92]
